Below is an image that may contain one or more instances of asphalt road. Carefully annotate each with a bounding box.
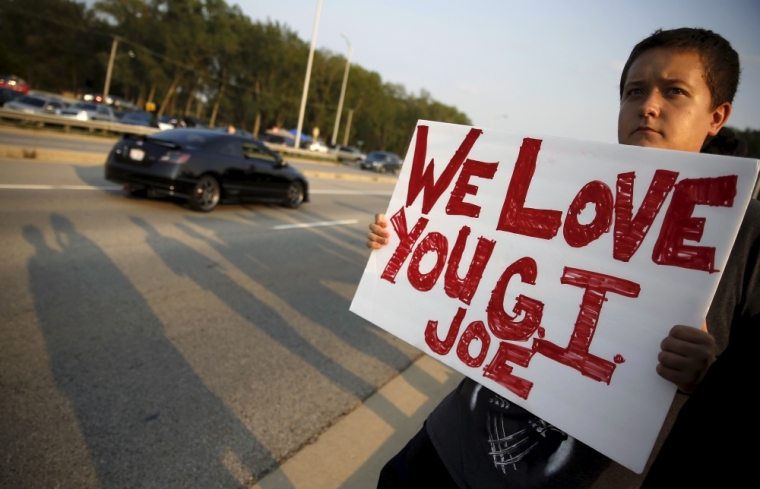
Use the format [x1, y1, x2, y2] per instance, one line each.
[0, 154, 421, 488]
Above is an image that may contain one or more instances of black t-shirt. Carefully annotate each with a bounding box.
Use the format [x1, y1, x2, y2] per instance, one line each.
[426, 199, 760, 489]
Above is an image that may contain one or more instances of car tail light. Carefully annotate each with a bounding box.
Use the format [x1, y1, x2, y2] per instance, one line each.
[159, 151, 191, 164]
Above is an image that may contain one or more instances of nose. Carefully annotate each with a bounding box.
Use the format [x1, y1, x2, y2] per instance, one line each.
[637, 90, 662, 119]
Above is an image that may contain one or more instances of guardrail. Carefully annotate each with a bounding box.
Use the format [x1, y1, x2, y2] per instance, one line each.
[0, 107, 159, 135]
[0, 107, 339, 161]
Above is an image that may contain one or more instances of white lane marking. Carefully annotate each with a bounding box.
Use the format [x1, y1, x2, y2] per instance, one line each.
[272, 219, 358, 230]
[309, 190, 393, 195]
[0, 186, 390, 195]
[0, 184, 121, 190]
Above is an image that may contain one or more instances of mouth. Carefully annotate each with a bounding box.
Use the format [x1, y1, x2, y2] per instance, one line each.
[634, 126, 660, 135]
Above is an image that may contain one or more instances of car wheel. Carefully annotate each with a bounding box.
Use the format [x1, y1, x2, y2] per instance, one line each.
[376, 165, 386, 174]
[284, 181, 304, 209]
[392, 167, 399, 176]
[190, 175, 221, 212]
[127, 188, 148, 198]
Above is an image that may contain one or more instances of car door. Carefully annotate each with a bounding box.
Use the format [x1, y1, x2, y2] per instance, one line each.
[242, 143, 289, 199]
[206, 138, 248, 196]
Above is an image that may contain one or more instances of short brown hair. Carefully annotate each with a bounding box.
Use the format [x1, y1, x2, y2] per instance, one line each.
[620, 28, 740, 109]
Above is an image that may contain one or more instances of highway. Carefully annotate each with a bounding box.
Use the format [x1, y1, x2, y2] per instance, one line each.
[0, 134, 445, 488]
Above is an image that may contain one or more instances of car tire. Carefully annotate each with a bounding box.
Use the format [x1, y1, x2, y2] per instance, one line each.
[284, 181, 304, 209]
[127, 187, 148, 198]
[190, 175, 221, 212]
[376, 165, 386, 174]
[392, 167, 399, 176]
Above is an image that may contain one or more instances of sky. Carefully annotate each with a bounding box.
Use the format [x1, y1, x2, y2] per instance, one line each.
[232, 0, 760, 144]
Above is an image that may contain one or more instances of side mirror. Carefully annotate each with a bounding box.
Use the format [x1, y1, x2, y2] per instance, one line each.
[276, 154, 285, 167]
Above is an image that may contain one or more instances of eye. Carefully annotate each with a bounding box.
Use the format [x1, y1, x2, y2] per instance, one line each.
[626, 88, 644, 97]
[667, 87, 686, 95]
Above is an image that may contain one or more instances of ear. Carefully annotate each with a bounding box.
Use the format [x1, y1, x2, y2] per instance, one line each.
[707, 102, 732, 137]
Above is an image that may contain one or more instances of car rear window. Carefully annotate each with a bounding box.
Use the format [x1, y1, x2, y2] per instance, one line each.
[150, 130, 218, 151]
[18, 96, 45, 107]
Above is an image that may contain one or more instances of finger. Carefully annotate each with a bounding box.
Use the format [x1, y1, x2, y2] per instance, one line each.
[660, 336, 714, 359]
[375, 213, 388, 228]
[369, 222, 389, 237]
[656, 364, 696, 392]
[657, 351, 698, 371]
[667, 325, 715, 347]
[366, 239, 384, 250]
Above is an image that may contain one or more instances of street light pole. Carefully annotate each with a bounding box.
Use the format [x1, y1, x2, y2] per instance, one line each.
[331, 33, 352, 146]
[103, 37, 119, 104]
[295, 0, 323, 149]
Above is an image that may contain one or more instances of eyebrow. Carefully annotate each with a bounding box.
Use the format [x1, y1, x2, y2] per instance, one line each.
[624, 77, 692, 87]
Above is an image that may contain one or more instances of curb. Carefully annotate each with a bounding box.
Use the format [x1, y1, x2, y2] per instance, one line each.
[0, 144, 398, 183]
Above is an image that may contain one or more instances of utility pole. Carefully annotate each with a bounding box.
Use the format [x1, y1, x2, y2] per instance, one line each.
[295, 0, 323, 149]
[331, 33, 352, 146]
[343, 108, 353, 146]
[103, 37, 119, 104]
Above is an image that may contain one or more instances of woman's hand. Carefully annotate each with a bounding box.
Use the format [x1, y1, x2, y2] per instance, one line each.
[657, 323, 716, 394]
[366, 213, 389, 249]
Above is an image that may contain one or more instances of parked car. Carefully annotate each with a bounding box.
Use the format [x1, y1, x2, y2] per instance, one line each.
[105, 129, 309, 212]
[0, 87, 23, 106]
[5, 95, 65, 115]
[309, 140, 330, 153]
[0, 75, 30, 94]
[331, 145, 366, 163]
[60, 102, 118, 122]
[119, 112, 156, 128]
[360, 151, 403, 174]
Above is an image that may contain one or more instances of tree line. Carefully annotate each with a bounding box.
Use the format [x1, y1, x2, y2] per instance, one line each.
[0, 0, 471, 154]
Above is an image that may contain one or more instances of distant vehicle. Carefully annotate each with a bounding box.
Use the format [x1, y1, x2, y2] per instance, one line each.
[157, 116, 182, 131]
[0, 87, 23, 106]
[309, 140, 330, 153]
[105, 129, 309, 212]
[60, 102, 118, 122]
[5, 95, 65, 115]
[331, 145, 366, 163]
[360, 151, 402, 174]
[120, 112, 156, 128]
[182, 116, 207, 128]
[263, 133, 289, 146]
[0, 75, 30, 94]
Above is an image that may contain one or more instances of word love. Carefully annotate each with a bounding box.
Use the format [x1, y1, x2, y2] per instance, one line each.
[405, 125, 738, 273]
[380, 208, 638, 399]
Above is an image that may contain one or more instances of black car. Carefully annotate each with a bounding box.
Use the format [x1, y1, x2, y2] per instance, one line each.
[105, 129, 309, 212]
[360, 151, 402, 174]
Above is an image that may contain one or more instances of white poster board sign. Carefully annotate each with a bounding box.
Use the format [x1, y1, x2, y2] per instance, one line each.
[350, 121, 759, 473]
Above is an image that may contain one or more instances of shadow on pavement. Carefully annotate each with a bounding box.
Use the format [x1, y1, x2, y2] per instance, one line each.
[129, 216, 376, 400]
[23, 214, 279, 488]
[180, 213, 415, 374]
